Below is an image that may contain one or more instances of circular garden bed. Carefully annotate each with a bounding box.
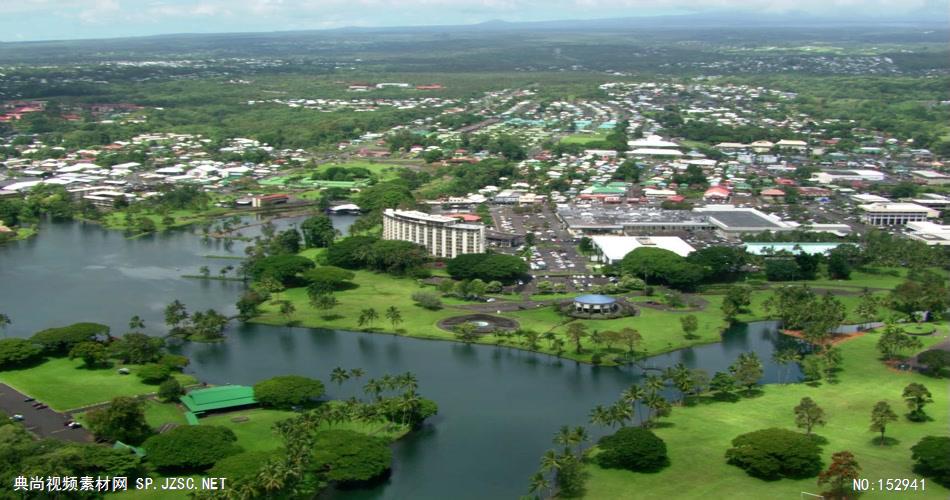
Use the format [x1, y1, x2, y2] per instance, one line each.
[438, 314, 520, 334]
[902, 324, 936, 336]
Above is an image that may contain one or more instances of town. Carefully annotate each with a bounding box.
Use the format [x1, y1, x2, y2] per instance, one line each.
[0, 8, 948, 500]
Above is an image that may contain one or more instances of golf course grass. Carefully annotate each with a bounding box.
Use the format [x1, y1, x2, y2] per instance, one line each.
[582, 330, 950, 500]
[0, 358, 196, 411]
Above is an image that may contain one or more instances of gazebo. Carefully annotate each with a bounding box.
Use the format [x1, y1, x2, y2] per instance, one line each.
[573, 294, 618, 314]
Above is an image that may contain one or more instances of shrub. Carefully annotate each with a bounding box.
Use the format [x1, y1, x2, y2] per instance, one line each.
[159, 354, 190, 372]
[311, 430, 392, 483]
[0, 338, 44, 370]
[411, 291, 443, 310]
[31, 322, 110, 355]
[136, 363, 172, 384]
[253, 375, 325, 408]
[911, 436, 950, 487]
[143, 426, 241, 471]
[725, 428, 822, 480]
[595, 427, 669, 472]
[917, 349, 950, 376]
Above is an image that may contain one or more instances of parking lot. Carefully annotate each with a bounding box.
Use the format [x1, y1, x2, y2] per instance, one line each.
[0, 384, 92, 443]
[490, 205, 589, 273]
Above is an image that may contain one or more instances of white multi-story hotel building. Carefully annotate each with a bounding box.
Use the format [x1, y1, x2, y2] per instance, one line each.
[858, 202, 939, 226]
[382, 209, 486, 258]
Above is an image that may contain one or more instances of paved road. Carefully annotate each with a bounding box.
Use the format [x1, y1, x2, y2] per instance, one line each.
[0, 384, 93, 443]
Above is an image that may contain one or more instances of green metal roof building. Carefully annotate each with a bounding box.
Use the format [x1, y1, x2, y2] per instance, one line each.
[180, 385, 257, 415]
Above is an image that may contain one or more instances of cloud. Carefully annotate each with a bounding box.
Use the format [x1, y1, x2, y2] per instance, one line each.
[0, 0, 944, 41]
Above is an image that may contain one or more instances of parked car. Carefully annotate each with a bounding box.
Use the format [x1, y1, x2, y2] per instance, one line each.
[11, 414, 24, 421]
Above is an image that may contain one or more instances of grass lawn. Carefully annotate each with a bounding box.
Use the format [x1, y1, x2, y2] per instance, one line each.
[583, 331, 950, 500]
[252, 267, 907, 364]
[308, 160, 408, 182]
[560, 132, 609, 145]
[100, 208, 231, 233]
[0, 358, 196, 411]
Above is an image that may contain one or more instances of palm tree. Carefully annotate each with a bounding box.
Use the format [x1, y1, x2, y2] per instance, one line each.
[570, 426, 589, 457]
[380, 374, 397, 391]
[528, 471, 550, 500]
[257, 460, 286, 493]
[539, 449, 562, 483]
[128, 315, 145, 331]
[645, 374, 666, 394]
[398, 391, 421, 426]
[349, 368, 366, 380]
[553, 425, 574, 449]
[609, 401, 634, 427]
[358, 307, 378, 329]
[588, 404, 611, 427]
[398, 372, 418, 392]
[0, 313, 10, 338]
[643, 392, 671, 427]
[330, 367, 350, 387]
[363, 379, 384, 401]
[385, 306, 403, 331]
[620, 384, 646, 406]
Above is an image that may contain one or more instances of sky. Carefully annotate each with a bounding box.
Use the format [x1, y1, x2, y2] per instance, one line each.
[0, 0, 946, 42]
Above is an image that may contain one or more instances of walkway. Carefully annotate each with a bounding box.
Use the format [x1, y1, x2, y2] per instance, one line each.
[0, 384, 92, 443]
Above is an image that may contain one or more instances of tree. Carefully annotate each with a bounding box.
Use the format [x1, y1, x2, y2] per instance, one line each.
[725, 428, 822, 479]
[158, 378, 184, 402]
[248, 255, 315, 287]
[254, 375, 326, 408]
[595, 427, 669, 472]
[619, 327, 641, 356]
[385, 306, 403, 331]
[190, 309, 229, 340]
[566, 322, 588, 354]
[453, 322, 479, 343]
[300, 214, 337, 248]
[679, 315, 699, 339]
[876, 324, 923, 360]
[855, 289, 880, 325]
[143, 425, 240, 471]
[0, 338, 44, 369]
[164, 300, 188, 332]
[128, 315, 145, 331]
[68, 341, 110, 368]
[817, 451, 861, 499]
[199, 266, 210, 278]
[621, 247, 705, 291]
[30, 322, 110, 356]
[358, 308, 379, 329]
[304, 266, 355, 294]
[330, 367, 350, 387]
[311, 430, 392, 483]
[278, 300, 296, 325]
[0, 313, 9, 338]
[687, 246, 747, 282]
[446, 253, 528, 284]
[326, 235, 379, 269]
[902, 383, 933, 421]
[826, 250, 852, 280]
[869, 401, 897, 445]
[910, 436, 950, 487]
[86, 396, 152, 444]
[270, 229, 302, 255]
[729, 352, 763, 393]
[721, 285, 752, 323]
[710, 371, 736, 398]
[109, 332, 164, 364]
[794, 397, 827, 435]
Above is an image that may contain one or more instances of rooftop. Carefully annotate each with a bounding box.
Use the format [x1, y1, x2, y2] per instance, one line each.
[180, 385, 257, 414]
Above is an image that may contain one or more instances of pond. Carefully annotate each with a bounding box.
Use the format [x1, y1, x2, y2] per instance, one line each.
[0, 220, 800, 500]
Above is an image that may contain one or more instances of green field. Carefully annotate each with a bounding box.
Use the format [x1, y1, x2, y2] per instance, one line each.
[560, 132, 609, 145]
[583, 331, 950, 500]
[0, 358, 196, 411]
[251, 268, 899, 364]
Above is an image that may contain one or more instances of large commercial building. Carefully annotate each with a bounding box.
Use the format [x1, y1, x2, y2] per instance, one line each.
[858, 202, 938, 226]
[383, 209, 486, 258]
[590, 236, 695, 264]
